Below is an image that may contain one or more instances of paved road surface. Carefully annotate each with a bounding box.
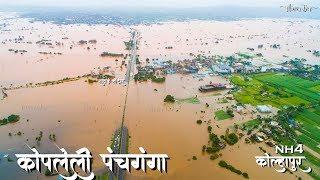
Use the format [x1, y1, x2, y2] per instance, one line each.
[95, 30, 137, 180]
[117, 30, 138, 180]
[125, 31, 138, 83]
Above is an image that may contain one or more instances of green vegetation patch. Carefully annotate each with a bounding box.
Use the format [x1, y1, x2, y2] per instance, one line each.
[205, 133, 224, 154]
[278, 96, 309, 106]
[203, 93, 221, 97]
[215, 110, 232, 120]
[134, 71, 166, 83]
[310, 84, 320, 91]
[100, 51, 124, 57]
[231, 73, 320, 108]
[242, 119, 262, 131]
[298, 134, 320, 154]
[313, 50, 320, 57]
[294, 109, 320, 154]
[151, 76, 165, 83]
[124, 40, 134, 50]
[254, 74, 320, 103]
[164, 95, 175, 103]
[231, 72, 320, 179]
[296, 110, 320, 126]
[221, 132, 239, 145]
[95, 172, 109, 180]
[237, 52, 255, 59]
[219, 98, 228, 103]
[177, 97, 200, 104]
[0, 114, 20, 126]
[218, 160, 249, 179]
[87, 78, 98, 84]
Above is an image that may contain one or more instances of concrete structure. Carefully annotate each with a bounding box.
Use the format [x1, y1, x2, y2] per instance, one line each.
[212, 63, 232, 74]
[256, 105, 271, 113]
[236, 106, 244, 113]
[270, 121, 279, 127]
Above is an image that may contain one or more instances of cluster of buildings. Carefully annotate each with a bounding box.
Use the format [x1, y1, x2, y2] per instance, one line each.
[134, 50, 319, 87]
[248, 122, 280, 147]
[199, 83, 227, 92]
[145, 53, 293, 78]
[78, 39, 97, 45]
[90, 66, 114, 77]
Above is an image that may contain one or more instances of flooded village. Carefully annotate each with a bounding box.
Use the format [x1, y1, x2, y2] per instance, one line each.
[0, 10, 320, 180]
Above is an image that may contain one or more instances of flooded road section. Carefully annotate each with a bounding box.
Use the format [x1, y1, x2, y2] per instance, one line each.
[1, 74, 308, 180]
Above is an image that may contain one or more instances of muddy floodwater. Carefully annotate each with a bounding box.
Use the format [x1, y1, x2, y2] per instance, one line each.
[0, 13, 319, 180]
[124, 75, 309, 180]
[0, 81, 125, 179]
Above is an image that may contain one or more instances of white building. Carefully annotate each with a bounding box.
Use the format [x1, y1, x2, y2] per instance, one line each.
[236, 106, 244, 113]
[212, 63, 232, 74]
[270, 121, 279, 127]
[256, 105, 271, 113]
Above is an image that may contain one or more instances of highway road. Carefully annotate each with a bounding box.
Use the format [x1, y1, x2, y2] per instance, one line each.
[117, 30, 138, 180]
[125, 30, 138, 84]
[95, 30, 137, 180]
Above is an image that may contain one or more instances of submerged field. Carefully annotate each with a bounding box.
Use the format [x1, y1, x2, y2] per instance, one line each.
[231, 73, 320, 179]
[215, 110, 232, 120]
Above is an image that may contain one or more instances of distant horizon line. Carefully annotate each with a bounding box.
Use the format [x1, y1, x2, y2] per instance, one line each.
[0, 4, 303, 10]
[1, 3, 319, 24]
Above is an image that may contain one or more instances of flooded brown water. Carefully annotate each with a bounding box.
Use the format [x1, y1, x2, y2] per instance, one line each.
[0, 81, 125, 179]
[0, 13, 318, 180]
[135, 20, 320, 65]
[124, 75, 310, 180]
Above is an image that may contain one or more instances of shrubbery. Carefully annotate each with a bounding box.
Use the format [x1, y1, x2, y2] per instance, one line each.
[164, 95, 175, 103]
[206, 146, 220, 154]
[210, 154, 219, 160]
[242, 172, 249, 179]
[222, 132, 239, 145]
[196, 120, 202, 124]
[205, 133, 223, 154]
[87, 79, 98, 84]
[0, 114, 20, 125]
[151, 76, 166, 83]
[135, 73, 165, 83]
[226, 108, 234, 117]
[218, 160, 249, 178]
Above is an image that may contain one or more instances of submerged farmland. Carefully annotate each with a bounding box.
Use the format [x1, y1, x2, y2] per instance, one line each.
[231, 72, 320, 179]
